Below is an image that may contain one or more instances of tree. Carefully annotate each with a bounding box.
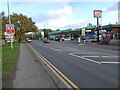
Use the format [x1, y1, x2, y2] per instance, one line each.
[87, 23, 93, 27]
[1, 12, 38, 41]
[43, 28, 52, 38]
[56, 29, 60, 31]
[1, 11, 8, 39]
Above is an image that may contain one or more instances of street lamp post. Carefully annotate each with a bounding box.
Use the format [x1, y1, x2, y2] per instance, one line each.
[7, 0, 11, 24]
[7, 0, 13, 49]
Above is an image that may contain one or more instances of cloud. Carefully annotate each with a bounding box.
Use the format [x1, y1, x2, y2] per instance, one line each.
[34, 5, 89, 29]
[34, 6, 73, 28]
[102, 2, 118, 19]
[107, 10, 118, 17]
[36, 5, 73, 21]
[1, 0, 119, 2]
[1, 0, 72, 2]
[103, 2, 118, 12]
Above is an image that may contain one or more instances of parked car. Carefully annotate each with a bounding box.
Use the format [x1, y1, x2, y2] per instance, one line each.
[65, 38, 71, 41]
[22, 39, 27, 43]
[26, 39, 32, 43]
[43, 39, 50, 43]
[55, 38, 60, 41]
[61, 37, 65, 41]
[5, 38, 11, 43]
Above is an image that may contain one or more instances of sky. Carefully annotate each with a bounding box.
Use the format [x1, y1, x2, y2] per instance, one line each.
[1, 0, 119, 30]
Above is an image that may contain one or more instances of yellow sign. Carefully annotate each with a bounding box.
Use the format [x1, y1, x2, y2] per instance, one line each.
[82, 29, 85, 36]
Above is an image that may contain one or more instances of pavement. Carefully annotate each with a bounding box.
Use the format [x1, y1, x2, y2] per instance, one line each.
[13, 43, 55, 88]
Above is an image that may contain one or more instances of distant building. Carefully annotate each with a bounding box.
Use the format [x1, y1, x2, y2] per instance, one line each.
[102, 24, 120, 34]
[102, 24, 120, 40]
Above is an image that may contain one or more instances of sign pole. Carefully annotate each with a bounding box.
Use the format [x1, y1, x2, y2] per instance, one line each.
[7, 0, 13, 49]
[11, 35, 13, 49]
[97, 17, 99, 42]
[7, 0, 11, 24]
[94, 10, 102, 42]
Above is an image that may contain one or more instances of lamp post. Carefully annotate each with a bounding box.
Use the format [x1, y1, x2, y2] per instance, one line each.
[7, 0, 11, 24]
[7, 0, 13, 49]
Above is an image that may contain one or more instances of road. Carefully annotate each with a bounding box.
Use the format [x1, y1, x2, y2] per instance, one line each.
[29, 40, 119, 88]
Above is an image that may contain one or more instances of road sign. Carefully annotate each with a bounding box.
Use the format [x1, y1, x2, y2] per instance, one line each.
[5, 35, 11, 38]
[4, 32, 13, 35]
[94, 10, 102, 18]
[6, 24, 15, 35]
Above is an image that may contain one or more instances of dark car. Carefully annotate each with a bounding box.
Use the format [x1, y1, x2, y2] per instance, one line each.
[5, 38, 11, 44]
[55, 38, 60, 41]
[22, 39, 27, 43]
[43, 39, 50, 43]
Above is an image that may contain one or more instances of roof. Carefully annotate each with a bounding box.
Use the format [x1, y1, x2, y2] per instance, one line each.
[49, 25, 96, 35]
[102, 24, 120, 28]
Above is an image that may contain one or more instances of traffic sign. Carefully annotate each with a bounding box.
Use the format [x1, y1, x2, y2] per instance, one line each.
[94, 10, 102, 18]
[4, 32, 13, 35]
[6, 24, 15, 35]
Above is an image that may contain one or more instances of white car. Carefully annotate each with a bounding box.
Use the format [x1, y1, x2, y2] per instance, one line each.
[65, 38, 71, 41]
[26, 39, 32, 43]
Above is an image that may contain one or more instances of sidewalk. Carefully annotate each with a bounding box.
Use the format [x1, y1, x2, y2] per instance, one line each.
[13, 43, 55, 88]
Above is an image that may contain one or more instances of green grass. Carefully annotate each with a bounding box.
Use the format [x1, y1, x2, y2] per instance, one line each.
[0, 45, 2, 89]
[2, 43, 21, 78]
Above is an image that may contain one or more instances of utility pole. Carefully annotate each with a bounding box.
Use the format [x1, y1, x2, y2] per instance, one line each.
[7, 0, 13, 49]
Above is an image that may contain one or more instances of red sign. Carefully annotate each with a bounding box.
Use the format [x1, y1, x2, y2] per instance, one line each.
[5, 35, 10, 38]
[94, 10, 102, 18]
[6, 24, 15, 35]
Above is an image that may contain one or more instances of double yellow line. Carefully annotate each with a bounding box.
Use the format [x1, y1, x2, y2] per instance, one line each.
[27, 44, 80, 89]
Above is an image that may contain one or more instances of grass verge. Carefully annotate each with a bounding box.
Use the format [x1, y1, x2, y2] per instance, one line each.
[2, 42, 21, 88]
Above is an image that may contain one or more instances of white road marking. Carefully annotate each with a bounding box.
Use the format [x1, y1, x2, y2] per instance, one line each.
[81, 56, 100, 57]
[101, 56, 118, 58]
[78, 44, 84, 45]
[69, 53, 101, 64]
[51, 48, 61, 52]
[81, 56, 118, 58]
[69, 53, 119, 64]
[101, 61, 120, 64]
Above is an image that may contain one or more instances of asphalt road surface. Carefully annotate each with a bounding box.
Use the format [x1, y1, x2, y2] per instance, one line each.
[29, 40, 119, 88]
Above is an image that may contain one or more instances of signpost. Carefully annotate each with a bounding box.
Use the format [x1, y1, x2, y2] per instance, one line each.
[94, 10, 102, 42]
[94, 10, 102, 18]
[6, 24, 15, 35]
[6, 24, 15, 49]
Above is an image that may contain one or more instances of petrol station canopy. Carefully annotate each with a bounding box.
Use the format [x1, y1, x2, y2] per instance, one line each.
[48, 25, 96, 35]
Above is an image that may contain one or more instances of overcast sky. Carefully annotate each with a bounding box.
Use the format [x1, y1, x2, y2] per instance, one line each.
[1, 0, 119, 30]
